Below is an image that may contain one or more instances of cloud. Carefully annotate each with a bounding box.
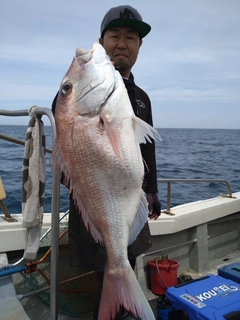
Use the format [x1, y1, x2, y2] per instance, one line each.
[1, 0, 240, 129]
[149, 87, 240, 103]
[0, 83, 58, 101]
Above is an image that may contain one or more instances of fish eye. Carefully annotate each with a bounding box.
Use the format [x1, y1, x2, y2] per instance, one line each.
[61, 82, 73, 95]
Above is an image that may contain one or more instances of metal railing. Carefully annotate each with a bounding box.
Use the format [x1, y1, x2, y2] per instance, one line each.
[0, 107, 59, 320]
[158, 178, 233, 213]
[0, 132, 52, 154]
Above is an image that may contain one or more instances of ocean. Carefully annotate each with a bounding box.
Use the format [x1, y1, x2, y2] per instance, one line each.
[0, 125, 239, 214]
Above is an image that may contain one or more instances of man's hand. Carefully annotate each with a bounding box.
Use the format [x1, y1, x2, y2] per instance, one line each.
[147, 193, 161, 220]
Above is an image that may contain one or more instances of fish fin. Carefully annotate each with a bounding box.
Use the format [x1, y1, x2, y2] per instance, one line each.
[52, 142, 104, 244]
[128, 191, 148, 245]
[52, 141, 71, 187]
[72, 188, 104, 244]
[98, 262, 155, 320]
[133, 116, 162, 144]
[101, 114, 129, 174]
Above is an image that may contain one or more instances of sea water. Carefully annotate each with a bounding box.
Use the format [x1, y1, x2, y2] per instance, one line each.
[0, 125, 239, 213]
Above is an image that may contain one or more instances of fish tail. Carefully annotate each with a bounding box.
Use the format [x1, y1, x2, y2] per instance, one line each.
[98, 263, 155, 320]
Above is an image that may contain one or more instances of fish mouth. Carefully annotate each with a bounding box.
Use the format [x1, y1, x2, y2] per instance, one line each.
[75, 47, 91, 65]
[74, 44, 115, 117]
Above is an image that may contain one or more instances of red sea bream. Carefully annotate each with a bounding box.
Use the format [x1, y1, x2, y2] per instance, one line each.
[53, 43, 159, 320]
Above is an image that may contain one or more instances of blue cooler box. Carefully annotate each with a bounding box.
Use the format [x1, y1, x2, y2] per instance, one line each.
[166, 274, 240, 320]
[218, 263, 240, 284]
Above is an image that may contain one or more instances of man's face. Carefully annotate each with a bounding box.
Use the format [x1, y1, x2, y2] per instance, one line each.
[99, 26, 142, 78]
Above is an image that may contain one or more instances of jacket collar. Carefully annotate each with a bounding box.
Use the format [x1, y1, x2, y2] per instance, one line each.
[122, 73, 135, 90]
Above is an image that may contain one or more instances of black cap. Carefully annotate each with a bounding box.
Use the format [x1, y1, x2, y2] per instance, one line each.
[100, 5, 151, 39]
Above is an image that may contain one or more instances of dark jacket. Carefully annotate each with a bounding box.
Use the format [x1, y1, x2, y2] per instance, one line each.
[123, 74, 158, 194]
[52, 73, 158, 271]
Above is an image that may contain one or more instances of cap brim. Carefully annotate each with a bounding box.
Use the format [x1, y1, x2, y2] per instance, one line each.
[102, 18, 151, 39]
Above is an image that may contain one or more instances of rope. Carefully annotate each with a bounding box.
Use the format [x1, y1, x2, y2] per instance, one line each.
[155, 257, 173, 290]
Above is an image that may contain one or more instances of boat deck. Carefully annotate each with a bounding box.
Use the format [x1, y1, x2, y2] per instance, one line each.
[0, 250, 239, 320]
[1, 192, 240, 319]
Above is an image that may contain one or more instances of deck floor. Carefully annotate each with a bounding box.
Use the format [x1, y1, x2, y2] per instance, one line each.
[5, 250, 239, 319]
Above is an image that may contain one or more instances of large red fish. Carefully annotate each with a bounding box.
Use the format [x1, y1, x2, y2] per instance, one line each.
[53, 43, 159, 320]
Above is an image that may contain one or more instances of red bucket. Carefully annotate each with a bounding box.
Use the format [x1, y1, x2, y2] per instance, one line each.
[148, 258, 180, 295]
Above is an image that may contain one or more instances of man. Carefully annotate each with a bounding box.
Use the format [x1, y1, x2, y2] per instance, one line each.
[52, 5, 161, 320]
[97, 6, 161, 319]
[99, 5, 160, 221]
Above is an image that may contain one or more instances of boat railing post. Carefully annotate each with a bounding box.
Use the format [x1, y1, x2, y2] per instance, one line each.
[0, 107, 60, 320]
[167, 182, 171, 213]
[33, 107, 60, 320]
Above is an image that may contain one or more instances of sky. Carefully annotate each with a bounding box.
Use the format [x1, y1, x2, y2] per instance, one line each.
[0, 0, 240, 129]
